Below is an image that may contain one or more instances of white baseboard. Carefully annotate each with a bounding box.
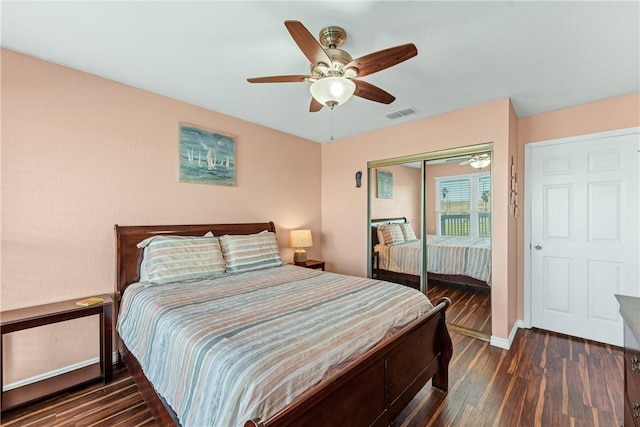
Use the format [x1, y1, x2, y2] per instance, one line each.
[2, 351, 119, 392]
[490, 321, 522, 350]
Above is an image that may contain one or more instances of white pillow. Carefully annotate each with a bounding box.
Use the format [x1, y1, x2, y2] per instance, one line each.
[376, 227, 386, 245]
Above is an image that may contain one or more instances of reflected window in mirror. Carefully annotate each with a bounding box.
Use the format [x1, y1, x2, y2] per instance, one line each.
[435, 173, 491, 237]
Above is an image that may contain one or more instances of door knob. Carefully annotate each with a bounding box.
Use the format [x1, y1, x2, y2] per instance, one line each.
[534, 245, 543, 250]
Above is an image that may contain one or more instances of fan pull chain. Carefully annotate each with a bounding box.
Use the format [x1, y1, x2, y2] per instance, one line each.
[330, 109, 334, 141]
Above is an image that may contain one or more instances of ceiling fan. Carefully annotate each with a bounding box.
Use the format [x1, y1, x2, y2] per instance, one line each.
[247, 21, 418, 112]
[459, 153, 492, 169]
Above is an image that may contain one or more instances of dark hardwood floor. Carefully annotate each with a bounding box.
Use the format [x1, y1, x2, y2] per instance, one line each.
[1, 328, 623, 427]
[428, 280, 492, 338]
[396, 328, 623, 426]
[0, 369, 155, 427]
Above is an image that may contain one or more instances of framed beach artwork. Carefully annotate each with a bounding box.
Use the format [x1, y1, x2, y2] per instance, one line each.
[376, 169, 393, 199]
[179, 123, 236, 186]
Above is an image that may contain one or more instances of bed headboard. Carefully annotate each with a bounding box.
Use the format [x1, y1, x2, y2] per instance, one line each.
[114, 222, 276, 298]
[370, 217, 407, 247]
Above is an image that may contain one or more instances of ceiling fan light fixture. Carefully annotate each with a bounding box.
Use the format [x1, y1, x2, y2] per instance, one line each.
[310, 77, 356, 108]
[469, 158, 491, 169]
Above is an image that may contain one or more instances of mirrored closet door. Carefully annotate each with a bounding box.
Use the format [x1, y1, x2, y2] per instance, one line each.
[423, 155, 492, 340]
[368, 145, 493, 340]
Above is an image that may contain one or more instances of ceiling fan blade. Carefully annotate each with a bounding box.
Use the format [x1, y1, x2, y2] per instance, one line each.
[284, 20, 332, 66]
[309, 97, 323, 112]
[460, 154, 489, 165]
[247, 75, 308, 83]
[353, 79, 395, 104]
[344, 43, 418, 77]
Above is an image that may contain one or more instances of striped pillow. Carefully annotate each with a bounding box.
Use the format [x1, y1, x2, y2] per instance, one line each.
[400, 222, 418, 242]
[141, 236, 226, 285]
[138, 232, 214, 282]
[379, 224, 405, 246]
[219, 231, 282, 273]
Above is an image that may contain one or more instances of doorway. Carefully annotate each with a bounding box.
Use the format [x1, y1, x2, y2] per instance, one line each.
[525, 128, 639, 346]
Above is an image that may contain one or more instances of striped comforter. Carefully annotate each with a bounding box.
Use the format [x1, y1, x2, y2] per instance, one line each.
[117, 264, 433, 427]
[375, 235, 492, 285]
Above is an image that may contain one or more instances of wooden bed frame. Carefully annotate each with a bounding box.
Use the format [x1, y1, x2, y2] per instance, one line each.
[371, 217, 490, 289]
[115, 222, 452, 427]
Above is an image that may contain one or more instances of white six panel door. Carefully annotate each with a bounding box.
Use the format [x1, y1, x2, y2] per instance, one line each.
[530, 132, 639, 346]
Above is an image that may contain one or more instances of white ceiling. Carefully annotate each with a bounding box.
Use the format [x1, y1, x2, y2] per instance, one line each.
[2, 1, 638, 143]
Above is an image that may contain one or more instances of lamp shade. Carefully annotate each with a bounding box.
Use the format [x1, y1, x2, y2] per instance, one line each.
[310, 77, 356, 108]
[289, 229, 313, 248]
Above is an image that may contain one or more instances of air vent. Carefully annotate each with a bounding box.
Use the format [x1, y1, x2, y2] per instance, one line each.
[384, 106, 418, 120]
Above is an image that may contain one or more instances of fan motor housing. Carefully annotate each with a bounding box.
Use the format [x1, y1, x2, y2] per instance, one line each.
[310, 48, 354, 78]
[319, 26, 347, 48]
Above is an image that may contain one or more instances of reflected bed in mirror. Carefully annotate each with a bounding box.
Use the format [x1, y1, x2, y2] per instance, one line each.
[371, 216, 492, 339]
[370, 217, 491, 289]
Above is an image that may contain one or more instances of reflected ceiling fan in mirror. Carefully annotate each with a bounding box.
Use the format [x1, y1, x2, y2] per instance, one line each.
[460, 153, 491, 169]
[247, 21, 418, 112]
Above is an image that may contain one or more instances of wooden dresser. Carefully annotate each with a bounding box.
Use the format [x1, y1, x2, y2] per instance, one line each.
[617, 295, 640, 426]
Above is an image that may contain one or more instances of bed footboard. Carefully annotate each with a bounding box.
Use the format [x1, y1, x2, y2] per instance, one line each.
[245, 297, 452, 427]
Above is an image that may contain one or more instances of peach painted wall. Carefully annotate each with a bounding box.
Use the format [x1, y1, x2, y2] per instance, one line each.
[1, 49, 322, 384]
[321, 99, 516, 340]
[424, 162, 485, 235]
[370, 164, 421, 235]
[515, 93, 640, 320]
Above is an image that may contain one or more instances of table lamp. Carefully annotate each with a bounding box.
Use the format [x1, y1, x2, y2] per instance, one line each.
[289, 229, 313, 265]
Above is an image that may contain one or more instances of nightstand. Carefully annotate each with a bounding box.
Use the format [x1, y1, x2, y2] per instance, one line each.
[292, 259, 325, 271]
[0, 295, 113, 412]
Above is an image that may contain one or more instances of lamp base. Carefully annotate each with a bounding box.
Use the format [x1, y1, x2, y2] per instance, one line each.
[293, 248, 308, 265]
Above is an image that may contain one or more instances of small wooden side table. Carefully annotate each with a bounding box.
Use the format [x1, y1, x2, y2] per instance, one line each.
[0, 295, 113, 412]
[291, 259, 325, 271]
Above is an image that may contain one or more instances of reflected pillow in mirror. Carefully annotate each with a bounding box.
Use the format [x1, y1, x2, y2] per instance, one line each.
[379, 224, 405, 246]
[400, 222, 418, 242]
